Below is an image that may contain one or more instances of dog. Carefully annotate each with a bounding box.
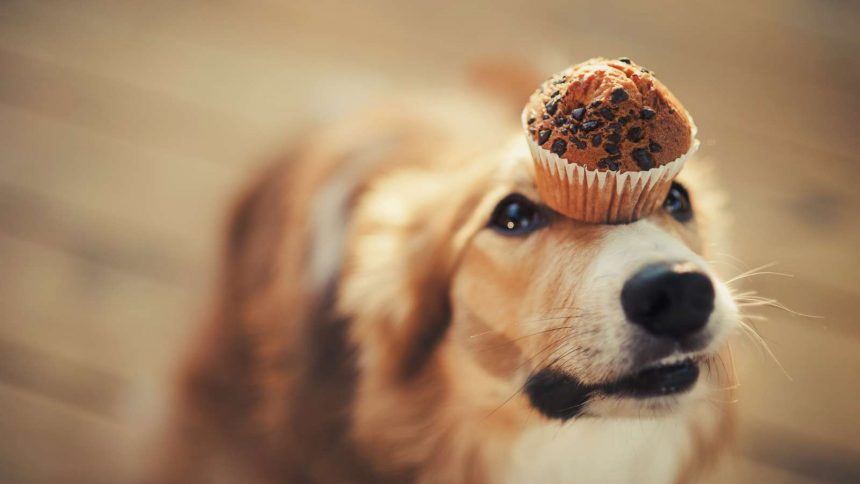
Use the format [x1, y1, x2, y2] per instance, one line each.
[155, 83, 738, 484]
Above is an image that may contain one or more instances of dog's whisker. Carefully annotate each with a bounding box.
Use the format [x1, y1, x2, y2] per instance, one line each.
[727, 343, 739, 387]
[737, 318, 793, 382]
[734, 297, 821, 319]
[511, 326, 575, 340]
[709, 251, 747, 263]
[512, 333, 569, 373]
[716, 354, 729, 380]
[485, 386, 526, 419]
[730, 289, 759, 298]
[486, 339, 580, 419]
[727, 270, 794, 285]
[513, 314, 585, 325]
[708, 252, 751, 271]
[469, 316, 577, 341]
[471, 326, 576, 353]
[704, 395, 740, 405]
[735, 300, 775, 308]
[736, 313, 767, 321]
[724, 261, 780, 285]
[468, 329, 496, 339]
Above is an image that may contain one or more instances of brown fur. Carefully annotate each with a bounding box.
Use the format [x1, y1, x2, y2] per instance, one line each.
[155, 85, 735, 483]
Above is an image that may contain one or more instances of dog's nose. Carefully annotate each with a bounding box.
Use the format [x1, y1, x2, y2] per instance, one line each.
[621, 262, 714, 340]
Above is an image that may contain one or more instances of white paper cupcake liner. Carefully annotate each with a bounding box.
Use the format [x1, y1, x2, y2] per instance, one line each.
[523, 112, 699, 224]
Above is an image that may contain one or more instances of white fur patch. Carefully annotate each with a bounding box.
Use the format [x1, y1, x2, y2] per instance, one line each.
[503, 413, 691, 484]
[308, 139, 397, 290]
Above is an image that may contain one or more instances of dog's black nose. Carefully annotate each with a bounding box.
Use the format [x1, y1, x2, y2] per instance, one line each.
[621, 262, 714, 340]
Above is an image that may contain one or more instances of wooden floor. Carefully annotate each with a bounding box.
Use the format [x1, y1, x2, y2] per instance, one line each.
[0, 0, 858, 482]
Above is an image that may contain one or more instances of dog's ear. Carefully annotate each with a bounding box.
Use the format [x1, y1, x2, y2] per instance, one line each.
[340, 168, 487, 380]
[468, 58, 545, 114]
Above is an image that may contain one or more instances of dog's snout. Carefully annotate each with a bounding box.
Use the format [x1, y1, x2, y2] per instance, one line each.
[621, 262, 715, 340]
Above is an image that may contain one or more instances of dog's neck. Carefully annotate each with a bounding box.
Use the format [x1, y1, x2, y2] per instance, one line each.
[498, 393, 724, 484]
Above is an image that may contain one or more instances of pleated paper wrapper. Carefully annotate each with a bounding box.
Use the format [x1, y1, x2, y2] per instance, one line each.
[525, 118, 699, 224]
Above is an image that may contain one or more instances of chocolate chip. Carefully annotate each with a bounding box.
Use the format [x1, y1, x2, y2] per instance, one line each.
[609, 122, 621, 132]
[604, 143, 619, 155]
[591, 135, 602, 147]
[618, 57, 632, 64]
[551, 138, 567, 155]
[528, 128, 536, 135]
[598, 155, 621, 171]
[527, 116, 536, 125]
[538, 129, 551, 145]
[619, 115, 631, 125]
[571, 107, 585, 121]
[581, 120, 602, 132]
[554, 116, 566, 126]
[546, 99, 559, 116]
[569, 124, 578, 134]
[542, 113, 550, 120]
[590, 100, 602, 108]
[627, 126, 643, 142]
[552, 76, 568, 85]
[640, 68, 651, 74]
[550, 90, 560, 98]
[611, 88, 629, 104]
[640, 107, 656, 120]
[570, 138, 587, 150]
[649, 142, 662, 152]
[632, 148, 654, 169]
[560, 127, 569, 135]
[607, 132, 621, 143]
[599, 107, 615, 120]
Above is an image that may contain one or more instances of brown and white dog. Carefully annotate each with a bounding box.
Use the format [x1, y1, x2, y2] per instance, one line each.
[157, 87, 737, 483]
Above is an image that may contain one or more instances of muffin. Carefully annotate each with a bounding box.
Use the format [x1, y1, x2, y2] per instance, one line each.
[522, 57, 699, 223]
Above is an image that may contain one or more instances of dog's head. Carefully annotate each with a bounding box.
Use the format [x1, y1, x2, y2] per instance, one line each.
[451, 143, 737, 421]
[341, 132, 737, 456]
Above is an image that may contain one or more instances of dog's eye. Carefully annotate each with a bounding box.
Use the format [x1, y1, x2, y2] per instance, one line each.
[663, 182, 692, 222]
[489, 194, 545, 235]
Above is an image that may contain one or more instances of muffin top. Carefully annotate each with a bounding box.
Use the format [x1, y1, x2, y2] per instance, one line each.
[523, 57, 693, 172]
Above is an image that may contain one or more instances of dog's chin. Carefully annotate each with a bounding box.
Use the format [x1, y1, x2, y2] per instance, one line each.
[525, 354, 708, 421]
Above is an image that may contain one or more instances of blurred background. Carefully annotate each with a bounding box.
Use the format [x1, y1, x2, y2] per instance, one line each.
[0, 0, 858, 482]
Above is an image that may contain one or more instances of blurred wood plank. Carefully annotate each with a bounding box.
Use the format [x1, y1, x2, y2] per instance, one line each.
[0, 234, 193, 381]
[733, 311, 860, 457]
[0, 104, 240, 270]
[0, 382, 132, 484]
[0, 0, 332, 127]
[0, 46, 263, 165]
[737, 420, 860, 484]
[24, 0, 858, 160]
[0, 0, 387, 149]
[0, 338, 125, 421]
[702, 134, 860, 294]
[0, 179, 198, 285]
[707, 454, 823, 484]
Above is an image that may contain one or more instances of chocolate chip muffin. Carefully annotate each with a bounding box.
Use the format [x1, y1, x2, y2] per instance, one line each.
[522, 57, 698, 223]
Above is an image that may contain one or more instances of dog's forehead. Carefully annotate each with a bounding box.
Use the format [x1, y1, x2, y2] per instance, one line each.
[491, 137, 540, 200]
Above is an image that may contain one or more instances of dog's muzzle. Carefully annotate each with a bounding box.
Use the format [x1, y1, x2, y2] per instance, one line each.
[525, 261, 717, 421]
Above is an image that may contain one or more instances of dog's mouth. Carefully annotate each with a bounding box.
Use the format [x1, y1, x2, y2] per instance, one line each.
[524, 356, 701, 421]
[604, 357, 700, 398]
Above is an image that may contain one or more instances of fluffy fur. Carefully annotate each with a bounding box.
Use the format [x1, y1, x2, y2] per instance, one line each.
[155, 89, 737, 484]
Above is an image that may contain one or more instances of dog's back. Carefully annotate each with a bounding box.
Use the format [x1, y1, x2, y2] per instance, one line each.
[156, 96, 516, 483]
